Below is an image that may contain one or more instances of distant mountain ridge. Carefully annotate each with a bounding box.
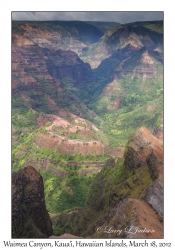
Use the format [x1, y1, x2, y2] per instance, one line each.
[85, 21, 120, 33]
[81, 21, 163, 68]
[12, 18, 163, 166]
[12, 20, 163, 234]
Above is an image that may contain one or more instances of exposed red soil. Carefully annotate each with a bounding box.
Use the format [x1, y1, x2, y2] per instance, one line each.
[36, 133, 105, 156]
[12, 33, 35, 47]
[37, 112, 98, 142]
[14, 24, 86, 57]
[128, 126, 163, 180]
[36, 133, 63, 149]
[94, 197, 163, 239]
[127, 198, 163, 238]
[108, 98, 120, 110]
[46, 116, 70, 130]
[35, 113, 125, 158]
[12, 42, 58, 93]
[58, 109, 75, 119]
[129, 126, 163, 161]
[20, 24, 59, 39]
[36, 114, 57, 127]
[36, 111, 89, 128]
[113, 99, 120, 108]
[58, 139, 105, 156]
[69, 126, 84, 133]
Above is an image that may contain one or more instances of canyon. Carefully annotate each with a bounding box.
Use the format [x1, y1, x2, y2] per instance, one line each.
[12, 20, 163, 238]
[53, 127, 163, 238]
[12, 127, 163, 238]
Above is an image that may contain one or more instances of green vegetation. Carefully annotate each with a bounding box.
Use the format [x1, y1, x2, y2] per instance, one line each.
[112, 165, 152, 200]
[12, 106, 107, 215]
[88, 68, 163, 147]
[51, 145, 153, 236]
[12, 127, 101, 214]
[12, 20, 163, 236]
[39, 169, 95, 213]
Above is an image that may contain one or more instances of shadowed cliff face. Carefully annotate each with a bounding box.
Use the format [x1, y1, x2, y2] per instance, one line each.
[82, 23, 163, 68]
[12, 20, 163, 151]
[12, 166, 53, 238]
[12, 20, 163, 234]
[53, 127, 163, 239]
[123, 126, 163, 218]
[124, 126, 163, 171]
[12, 42, 99, 123]
[96, 127, 163, 238]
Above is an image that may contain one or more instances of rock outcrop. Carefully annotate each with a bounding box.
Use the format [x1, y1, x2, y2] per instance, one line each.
[53, 127, 163, 238]
[124, 126, 163, 171]
[92, 198, 163, 239]
[123, 126, 163, 218]
[12, 166, 53, 238]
